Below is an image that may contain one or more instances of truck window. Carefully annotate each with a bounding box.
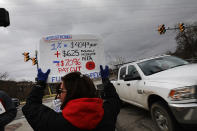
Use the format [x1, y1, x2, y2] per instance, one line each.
[119, 66, 126, 80]
[137, 56, 189, 76]
[128, 65, 140, 78]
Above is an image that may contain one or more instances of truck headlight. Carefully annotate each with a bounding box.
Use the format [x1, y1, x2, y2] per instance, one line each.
[169, 86, 197, 101]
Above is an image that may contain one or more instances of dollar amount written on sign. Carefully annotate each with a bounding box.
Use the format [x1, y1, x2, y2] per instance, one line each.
[62, 50, 79, 57]
[71, 41, 97, 49]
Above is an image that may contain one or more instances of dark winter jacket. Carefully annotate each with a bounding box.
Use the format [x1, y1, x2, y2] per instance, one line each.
[22, 81, 121, 131]
[0, 91, 17, 131]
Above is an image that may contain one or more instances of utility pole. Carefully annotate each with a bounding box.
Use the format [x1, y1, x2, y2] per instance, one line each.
[35, 50, 39, 69]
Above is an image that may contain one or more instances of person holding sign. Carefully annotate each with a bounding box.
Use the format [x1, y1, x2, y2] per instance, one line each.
[0, 91, 17, 131]
[22, 66, 120, 131]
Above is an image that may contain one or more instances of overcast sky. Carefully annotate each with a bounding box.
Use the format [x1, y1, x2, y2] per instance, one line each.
[0, 0, 197, 81]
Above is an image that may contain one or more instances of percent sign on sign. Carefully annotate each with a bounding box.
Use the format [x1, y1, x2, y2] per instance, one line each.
[38, 34, 106, 83]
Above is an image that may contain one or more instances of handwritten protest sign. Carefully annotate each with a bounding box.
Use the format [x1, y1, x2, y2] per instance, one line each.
[39, 34, 105, 83]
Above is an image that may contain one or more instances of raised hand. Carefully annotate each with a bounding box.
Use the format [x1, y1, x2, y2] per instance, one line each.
[37, 68, 50, 82]
[100, 65, 109, 79]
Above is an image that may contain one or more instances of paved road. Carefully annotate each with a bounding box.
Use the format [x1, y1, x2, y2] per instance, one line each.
[6, 99, 196, 131]
[15, 106, 24, 120]
[116, 103, 157, 131]
[116, 103, 197, 131]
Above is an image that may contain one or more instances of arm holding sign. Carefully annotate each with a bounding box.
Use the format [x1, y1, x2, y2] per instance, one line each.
[100, 65, 121, 122]
[24, 68, 50, 105]
[22, 68, 56, 130]
[22, 69, 72, 131]
[0, 91, 17, 131]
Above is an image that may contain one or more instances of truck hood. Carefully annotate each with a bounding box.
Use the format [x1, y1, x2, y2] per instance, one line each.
[145, 64, 197, 86]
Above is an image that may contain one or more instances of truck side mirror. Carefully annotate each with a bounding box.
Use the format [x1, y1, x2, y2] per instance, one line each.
[0, 8, 10, 27]
[124, 74, 141, 81]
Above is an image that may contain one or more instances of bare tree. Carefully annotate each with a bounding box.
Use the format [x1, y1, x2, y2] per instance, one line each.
[0, 72, 9, 80]
[168, 22, 197, 60]
[109, 56, 126, 69]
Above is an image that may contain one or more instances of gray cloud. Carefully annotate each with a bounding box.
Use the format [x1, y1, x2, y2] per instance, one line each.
[0, 0, 197, 81]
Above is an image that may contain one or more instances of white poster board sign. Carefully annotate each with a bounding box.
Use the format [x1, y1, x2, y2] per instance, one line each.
[39, 34, 105, 83]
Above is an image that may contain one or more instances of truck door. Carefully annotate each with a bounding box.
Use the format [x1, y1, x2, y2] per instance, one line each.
[115, 66, 127, 99]
[124, 65, 142, 102]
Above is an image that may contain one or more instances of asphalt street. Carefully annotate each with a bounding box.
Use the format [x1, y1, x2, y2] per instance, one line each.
[116, 103, 196, 131]
[116, 103, 157, 131]
[15, 106, 24, 120]
[5, 99, 196, 131]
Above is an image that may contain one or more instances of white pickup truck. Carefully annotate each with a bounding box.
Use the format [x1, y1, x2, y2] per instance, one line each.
[112, 55, 197, 131]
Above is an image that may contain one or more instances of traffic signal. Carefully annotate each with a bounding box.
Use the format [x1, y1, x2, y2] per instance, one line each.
[179, 23, 185, 32]
[158, 24, 166, 35]
[23, 52, 30, 62]
[32, 57, 37, 65]
[0, 8, 10, 27]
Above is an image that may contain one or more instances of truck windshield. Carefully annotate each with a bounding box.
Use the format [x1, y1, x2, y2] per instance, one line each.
[137, 56, 189, 76]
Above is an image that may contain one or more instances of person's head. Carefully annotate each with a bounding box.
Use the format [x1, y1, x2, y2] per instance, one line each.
[60, 72, 97, 109]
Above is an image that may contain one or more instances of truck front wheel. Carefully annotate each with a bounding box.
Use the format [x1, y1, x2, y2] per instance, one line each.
[151, 101, 176, 131]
